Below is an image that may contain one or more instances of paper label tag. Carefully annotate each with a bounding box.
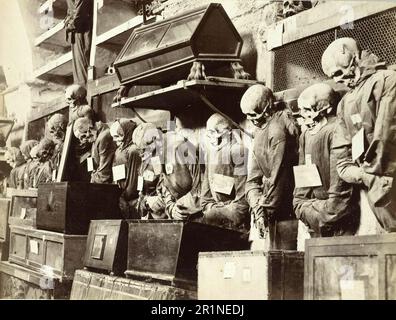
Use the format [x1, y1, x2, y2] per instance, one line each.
[340, 280, 366, 300]
[87, 157, 94, 172]
[143, 170, 155, 182]
[352, 128, 365, 161]
[30, 240, 39, 255]
[20, 208, 27, 219]
[350, 113, 363, 125]
[137, 176, 144, 191]
[305, 154, 312, 165]
[212, 174, 234, 195]
[165, 163, 174, 175]
[223, 262, 236, 279]
[112, 164, 126, 181]
[293, 164, 322, 188]
[151, 156, 162, 175]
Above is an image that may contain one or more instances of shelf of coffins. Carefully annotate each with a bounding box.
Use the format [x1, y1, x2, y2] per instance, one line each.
[33, 51, 73, 83]
[34, 20, 68, 51]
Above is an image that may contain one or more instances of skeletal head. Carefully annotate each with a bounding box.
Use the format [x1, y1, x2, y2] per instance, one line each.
[240, 85, 274, 127]
[206, 113, 232, 148]
[298, 83, 339, 128]
[65, 84, 87, 107]
[35, 138, 55, 162]
[20, 140, 39, 161]
[110, 119, 137, 149]
[5, 147, 24, 168]
[322, 38, 361, 88]
[73, 117, 97, 148]
[283, 1, 312, 18]
[132, 123, 161, 159]
[47, 114, 67, 144]
[30, 145, 39, 162]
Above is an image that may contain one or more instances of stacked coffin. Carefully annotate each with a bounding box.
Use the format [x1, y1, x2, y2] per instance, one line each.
[73, 219, 249, 300]
[1, 182, 121, 299]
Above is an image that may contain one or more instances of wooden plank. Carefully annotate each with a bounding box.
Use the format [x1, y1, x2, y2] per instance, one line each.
[33, 51, 73, 78]
[268, 1, 396, 50]
[34, 20, 67, 48]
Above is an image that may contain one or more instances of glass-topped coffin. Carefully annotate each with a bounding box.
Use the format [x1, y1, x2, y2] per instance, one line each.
[114, 3, 243, 86]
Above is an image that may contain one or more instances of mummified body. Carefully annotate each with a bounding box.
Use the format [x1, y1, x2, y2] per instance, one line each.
[30, 138, 56, 188]
[20, 140, 39, 189]
[46, 113, 68, 175]
[322, 37, 396, 232]
[73, 117, 117, 184]
[201, 113, 250, 233]
[293, 83, 359, 237]
[241, 84, 299, 249]
[5, 147, 26, 189]
[65, 84, 93, 122]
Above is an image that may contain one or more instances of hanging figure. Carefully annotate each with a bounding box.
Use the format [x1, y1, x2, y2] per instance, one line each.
[322, 37, 396, 232]
[241, 84, 299, 249]
[293, 83, 360, 239]
[46, 113, 68, 176]
[5, 147, 26, 189]
[65, 84, 94, 122]
[20, 140, 39, 189]
[132, 122, 166, 219]
[65, 0, 94, 85]
[201, 113, 250, 234]
[110, 119, 141, 219]
[30, 138, 56, 188]
[73, 117, 117, 184]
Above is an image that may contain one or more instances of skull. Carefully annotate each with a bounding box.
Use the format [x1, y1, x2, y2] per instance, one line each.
[321, 37, 361, 88]
[47, 114, 67, 144]
[283, 1, 312, 18]
[206, 113, 232, 148]
[298, 83, 339, 129]
[240, 85, 274, 127]
[35, 138, 55, 163]
[110, 121, 124, 148]
[73, 117, 97, 148]
[20, 140, 39, 161]
[132, 123, 162, 160]
[65, 84, 87, 108]
[30, 145, 39, 163]
[4, 147, 20, 168]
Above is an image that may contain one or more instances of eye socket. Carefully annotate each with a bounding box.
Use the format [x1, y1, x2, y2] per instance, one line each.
[332, 70, 344, 78]
[284, 1, 290, 6]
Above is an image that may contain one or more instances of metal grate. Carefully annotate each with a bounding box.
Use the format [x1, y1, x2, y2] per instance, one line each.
[273, 8, 396, 92]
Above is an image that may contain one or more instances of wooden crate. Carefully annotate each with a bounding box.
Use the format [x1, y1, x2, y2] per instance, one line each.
[0, 198, 11, 242]
[0, 261, 72, 299]
[37, 182, 122, 234]
[198, 250, 304, 300]
[125, 220, 249, 288]
[304, 234, 396, 300]
[9, 225, 87, 281]
[9, 189, 37, 228]
[70, 269, 197, 300]
[83, 220, 128, 276]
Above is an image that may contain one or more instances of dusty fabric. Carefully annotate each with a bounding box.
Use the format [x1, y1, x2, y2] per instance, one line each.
[332, 51, 396, 231]
[90, 123, 117, 184]
[201, 137, 250, 233]
[246, 109, 299, 222]
[293, 116, 360, 236]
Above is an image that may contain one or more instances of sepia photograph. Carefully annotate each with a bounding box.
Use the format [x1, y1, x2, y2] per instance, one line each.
[0, 0, 395, 308]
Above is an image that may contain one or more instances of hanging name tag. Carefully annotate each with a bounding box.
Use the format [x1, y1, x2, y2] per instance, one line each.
[293, 164, 322, 188]
[137, 176, 144, 191]
[305, 154, 312, 165]
[212, 174, 234, 195]
[143, 170, 155, 182]
[52, 170, 57, 181]
[165, 163, 174, 175]
[30, 240, 39, 255]
[87, 157, 94, 172]
[151, 156, 162, 175]
[352, 128, 365, 161]
[20, 208, 27, 219]
[350, 113, 362, 125]
[112, 164, 126, 181]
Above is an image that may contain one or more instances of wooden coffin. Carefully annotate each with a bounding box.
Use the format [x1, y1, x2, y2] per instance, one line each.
[114, 3, 243, 86]
[0, 261, 72, 299]
[71, 269, 197, 300]
[0, 198, 10, 242]
[37, 182, 122, 234]
[304, 234, 396, 300]
[83, 220, 128, 276]
[9, 225, 87, 281]
[198, 250, 304, 300]
[125, 220, 249, 288]
[9, 189, 37, 228]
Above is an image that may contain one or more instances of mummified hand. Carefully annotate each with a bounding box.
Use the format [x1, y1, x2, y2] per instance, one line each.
[254, 206, 270, 238]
